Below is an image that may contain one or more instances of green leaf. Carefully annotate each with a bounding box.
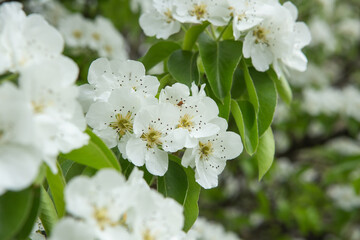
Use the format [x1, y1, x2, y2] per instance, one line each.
[61, 160, 86, 182]
[181, 166, 201, 232]
[168, 155, 201, 232]
[231, 100, 259, 155]
[168, 50, 199, 87]
[39, 186, 58, 235]
[140, 41, 181, 71]
[218, 93, 231, 121]
[249, 68, 277, 137]
[158, 160, 188, 204]
[268, 68, 292, 104]
[86, 128, 121, 171]
[254, 127, 275, 180]
[61, 129, 121, 172]
[183, 22, 209, 51]
[240, 58, 259, 112]
[46, 164, 66, 218]
[198, 34, 242, 101]
[0, 187, 39, 240]
[14, 187, 41, 240]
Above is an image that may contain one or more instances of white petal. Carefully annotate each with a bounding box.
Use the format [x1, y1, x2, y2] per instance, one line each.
[86, 102, 113, 130]
[145, 148, 168, 176]
[87, 58, 111, 85]
[126, 137, 146, 166]
[181, 148, 196, 168]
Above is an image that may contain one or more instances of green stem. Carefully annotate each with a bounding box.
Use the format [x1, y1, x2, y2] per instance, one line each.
[156, 74, 172, 98]
[216, 17, 233, 42]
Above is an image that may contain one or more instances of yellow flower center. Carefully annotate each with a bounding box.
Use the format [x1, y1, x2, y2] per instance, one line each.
[164, 9, 174, 23]
[72, 30, 83, 39]
[253, 27, 269, 45]
[109, 112, 133, 137]
[141, 127, 162, 149]
[31, 101, 45, 114]
[190, 3, 207, 20]
[104, 44, 113, 54]
[199, 141, 213, 160]
[143, 229, 155, 240]
[93, 207, 127, 230]
[177, 114, 194, 130]
[92, 32, 101, 41]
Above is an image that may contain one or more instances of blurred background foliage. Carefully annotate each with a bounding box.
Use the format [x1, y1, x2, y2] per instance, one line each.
[23, 0, 360, 239]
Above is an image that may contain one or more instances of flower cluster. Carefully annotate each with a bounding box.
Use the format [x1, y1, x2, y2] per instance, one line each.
[58, 14, 128, 59]
[139, 0, 311, 76]
[50, 168, 185, 240]
[82, 58, 243, 188]
[0, 2, 88, 195]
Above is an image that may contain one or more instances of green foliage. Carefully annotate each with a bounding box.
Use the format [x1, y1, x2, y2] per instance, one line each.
[39, 186, 59, 235]
[61, 129, 121, 171]
[46, 164, 66, 217]
[231, 100, 259, 155]
[0, 186, 40, 240]
[182, 22, 209, 51]
[198, 34, 243, 101]
[168, 50, 199, 87]
[249, 68, 277, 136]
[140, 41, 181, 71]
[268, 68, 292, 105]
[158, 155, 201, 232]
[253, 127, 275, 180]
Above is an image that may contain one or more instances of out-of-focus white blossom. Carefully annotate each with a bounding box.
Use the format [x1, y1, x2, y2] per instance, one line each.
[327, 185, 360, 211]
[187, 217, 240, 240]
[50, 168, 185, 240]
[309, 17, 336, 52]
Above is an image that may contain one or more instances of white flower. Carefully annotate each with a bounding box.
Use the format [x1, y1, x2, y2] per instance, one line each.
[175, 0, 231, 26]
[58, 13, 91, 48]
[242, 2, 311, 75]
[91, 16, 128, 59]
[86, 88, 147, 153]
[228, 0, 266, 39]
[0, 2, 64, 74]
[187, 217, 241, 240]
[139, 0, 181, 39]
[0, 82, 41, 195]
[50, 218, 98, 240]
[160, 83, 220, 148]
[182, 119, 243, 189]
[327, 185, 360, 211]
[50, 168, 185, 240]
[126, 103, 186, 175]
[83, 58, 159, 105]
[19, 57, 89, 172]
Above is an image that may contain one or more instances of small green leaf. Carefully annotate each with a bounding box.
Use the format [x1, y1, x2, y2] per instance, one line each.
[46, 164, 66, 218]
[168, 155, 200, 232]
[158, 160, 188, 204]
[268, 68, 292, 104]
[39, 186, 58, 235]
[61, 129, 121, 172]
[14, 187, 41, 240]
[0, 187, 37, 240]
[254, 127, 275, 180]
[168, 50, 199, 87]
[231, 100, 259, 155]
[140, 41, 181, 71]
[241, 58, 259, 112]
[249, 68, 277, 137]
[183, 22, 209, 51]
[198, 34, 242, 101]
